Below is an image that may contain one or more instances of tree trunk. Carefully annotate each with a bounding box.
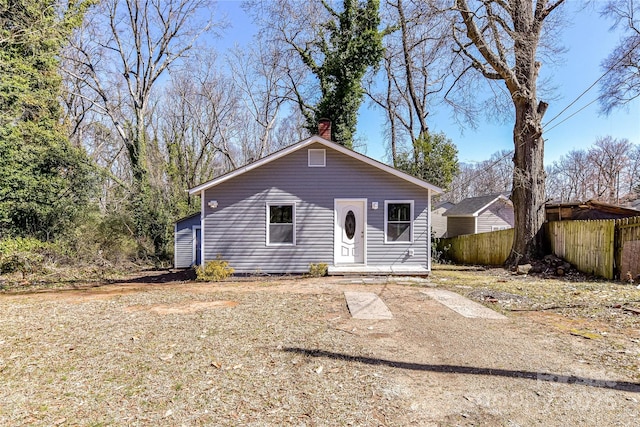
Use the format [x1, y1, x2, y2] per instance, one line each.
[506, 97, 546, 266]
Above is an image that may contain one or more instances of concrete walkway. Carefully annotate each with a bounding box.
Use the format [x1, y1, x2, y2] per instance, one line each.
[421, 289, 507, 320]
[344, 292, 394, 320]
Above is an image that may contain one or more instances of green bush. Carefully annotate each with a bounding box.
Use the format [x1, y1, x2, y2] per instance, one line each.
[0, 237, 53, 277]
[196, 258, 234, 281]
[308, 263, 328, 277]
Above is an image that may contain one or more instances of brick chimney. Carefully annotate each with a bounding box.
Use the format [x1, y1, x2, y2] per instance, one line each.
[318, 118, 331, 140]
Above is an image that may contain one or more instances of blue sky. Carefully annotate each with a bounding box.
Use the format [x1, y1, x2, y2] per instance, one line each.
[215, 0, 639, 165]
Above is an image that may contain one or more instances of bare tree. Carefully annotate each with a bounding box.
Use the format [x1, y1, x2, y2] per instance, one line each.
[66, 0, 213, 187]
[627, 143, 640, 196]
[247, 0, 386, 148]
[452, 0, 565, 266]
[445, 149, 513, 202]
[588, 136, 632, 203]
[159, 53, 244, 209]
[62, 0, 216, 251]
[546, 149, 597, 202]
[227, 41, 294, 161]
[599, 0, 640, 113]
[367, 0, 452, 165]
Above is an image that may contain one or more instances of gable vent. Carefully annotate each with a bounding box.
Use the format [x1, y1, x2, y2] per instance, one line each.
[308, 149, 326, 167]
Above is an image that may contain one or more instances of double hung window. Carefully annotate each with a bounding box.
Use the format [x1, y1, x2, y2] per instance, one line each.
[385, 201, 413, 243]
[267, 204, 295, 245]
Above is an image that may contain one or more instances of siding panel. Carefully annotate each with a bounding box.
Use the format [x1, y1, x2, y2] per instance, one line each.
[202, 143, 431, 273]
[446, 217, 476, 237]
[174, 214, 201, 268]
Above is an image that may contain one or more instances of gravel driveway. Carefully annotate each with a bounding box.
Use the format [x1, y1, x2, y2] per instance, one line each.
[1, 274, 638, 426]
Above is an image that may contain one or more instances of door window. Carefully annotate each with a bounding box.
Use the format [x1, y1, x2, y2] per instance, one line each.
[345, 210, 356, 239]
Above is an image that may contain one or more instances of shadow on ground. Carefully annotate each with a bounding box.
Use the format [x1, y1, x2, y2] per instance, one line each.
[117, 269, 197, 284]
[283, 347, 640, 393]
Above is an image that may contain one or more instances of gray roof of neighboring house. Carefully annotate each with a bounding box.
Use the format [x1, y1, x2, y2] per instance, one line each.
[433, 201, 455, 211]
[443, 194, 510, 217]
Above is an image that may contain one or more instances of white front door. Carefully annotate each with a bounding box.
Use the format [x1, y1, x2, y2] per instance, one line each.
[335, 199, 366, 264]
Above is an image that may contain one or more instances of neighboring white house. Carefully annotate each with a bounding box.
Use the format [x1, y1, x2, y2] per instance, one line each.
[442, 194, 514, 237]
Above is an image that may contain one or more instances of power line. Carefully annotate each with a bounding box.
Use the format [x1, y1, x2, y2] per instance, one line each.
[543, 36, 640, 129]
[448, 28, 640, 198]
[544, 97, 599, 133]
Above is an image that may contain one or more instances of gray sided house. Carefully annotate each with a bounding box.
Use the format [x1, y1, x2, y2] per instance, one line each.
[174, 212, 202, 268]
[443, 194, 514, 237]
[185, 135, 442, 275]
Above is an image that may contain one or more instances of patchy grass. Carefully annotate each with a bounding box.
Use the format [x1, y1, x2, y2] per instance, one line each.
[431, 264, 640, 380]
[431, 264, 640, 328]
[1, 272, 639, 424]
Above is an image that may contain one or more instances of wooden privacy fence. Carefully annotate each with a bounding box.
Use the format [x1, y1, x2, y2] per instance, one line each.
[438, 228, 514, 266]
[615, 216, 640, 280]
[438, 216, 640, 280]
[546, 220, 616, 280]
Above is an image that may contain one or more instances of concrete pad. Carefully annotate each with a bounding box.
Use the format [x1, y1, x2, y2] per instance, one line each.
[344, 292, 393, 320]
[421, 289, 507, 320]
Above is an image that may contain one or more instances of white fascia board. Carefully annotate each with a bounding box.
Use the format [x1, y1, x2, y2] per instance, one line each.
[470, 195, 507, 217]
[188, 136, 443, 195]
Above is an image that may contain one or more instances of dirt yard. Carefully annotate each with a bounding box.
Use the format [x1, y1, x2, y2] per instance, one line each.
[1, 267, 639, 426]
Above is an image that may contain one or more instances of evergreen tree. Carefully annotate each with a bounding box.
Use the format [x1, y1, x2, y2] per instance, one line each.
[0, 0, 96, 239]
[395, 131, 459, 191]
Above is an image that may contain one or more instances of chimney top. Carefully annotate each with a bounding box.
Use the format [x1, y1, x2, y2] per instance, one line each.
[318, 119, 331, 140]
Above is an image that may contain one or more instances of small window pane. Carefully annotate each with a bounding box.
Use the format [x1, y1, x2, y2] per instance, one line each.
[269, 224, 293, 243]
[388, 203, 410, 221]
[387, 223, 411, 242]
[270, 205, 293, 223]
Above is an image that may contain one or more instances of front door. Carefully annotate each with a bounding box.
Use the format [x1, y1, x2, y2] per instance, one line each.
[335, 199, 366, 264]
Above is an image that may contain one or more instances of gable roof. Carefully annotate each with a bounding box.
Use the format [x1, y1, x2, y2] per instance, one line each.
[434, 201, 455, 211]
[174, 211, 201, 224]
[443, 194, 511, 217]
[188, 135, 443, 195]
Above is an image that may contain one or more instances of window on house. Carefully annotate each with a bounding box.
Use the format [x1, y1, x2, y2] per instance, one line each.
[267, 204, 295, 245]
[385, 201, 413, 243]
[308, 149, 326, 167]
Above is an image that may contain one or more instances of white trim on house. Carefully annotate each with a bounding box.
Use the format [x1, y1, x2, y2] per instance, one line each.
[491, 225, 509, 231]
[469, 195, 509, 216]
[173, 223, 178, 268]
[384, 200, 415, 244]
[266, 202, 297, 246]
[192, 225, 201, 266]
[427, 188, 432, 271]
[189, 136, 443, 195]
[200, 190, 205, 265]
[443, 195, 511, 218]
